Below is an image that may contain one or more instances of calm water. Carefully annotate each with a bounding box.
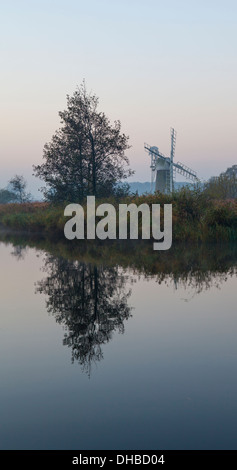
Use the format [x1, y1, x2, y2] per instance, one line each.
[0, 238, 237, 450]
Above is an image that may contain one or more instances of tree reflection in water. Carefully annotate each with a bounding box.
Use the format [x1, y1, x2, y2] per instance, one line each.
[36, 256, 132, 375]
[2, 231, 236, 374]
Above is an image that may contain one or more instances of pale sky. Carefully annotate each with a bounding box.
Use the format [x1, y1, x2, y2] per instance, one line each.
[0, 0, 236, 196]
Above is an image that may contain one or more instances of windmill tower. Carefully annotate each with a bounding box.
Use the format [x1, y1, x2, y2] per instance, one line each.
[144, 128, 198, 194]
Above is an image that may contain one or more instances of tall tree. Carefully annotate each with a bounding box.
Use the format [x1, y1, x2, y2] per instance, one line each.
[33, 82, 133, 201]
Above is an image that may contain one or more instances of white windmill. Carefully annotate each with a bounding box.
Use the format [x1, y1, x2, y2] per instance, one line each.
[144, 128, 198, 194]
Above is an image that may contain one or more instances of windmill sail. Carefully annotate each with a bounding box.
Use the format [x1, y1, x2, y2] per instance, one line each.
[144, 129, 198, 194]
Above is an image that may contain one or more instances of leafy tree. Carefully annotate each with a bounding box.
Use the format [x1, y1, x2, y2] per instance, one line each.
[33, 82, 133, 202]
[223, 165, 237, 178]
[8, 175, 31, 203]
[204, 166, 237, 199]
[0, 188, 17, 204]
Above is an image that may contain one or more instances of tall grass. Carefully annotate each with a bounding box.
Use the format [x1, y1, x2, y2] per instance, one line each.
[0, 188, 236, 242]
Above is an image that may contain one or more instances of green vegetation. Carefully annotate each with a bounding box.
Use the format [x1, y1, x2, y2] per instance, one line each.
[0, 175, 31, 204]
[0, 184, 236, 243]
[204, 165, 237, 199]
[0, 188, 16, 204]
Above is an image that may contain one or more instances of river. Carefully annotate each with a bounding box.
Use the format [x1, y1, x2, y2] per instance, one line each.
[0, 237, 236, 450]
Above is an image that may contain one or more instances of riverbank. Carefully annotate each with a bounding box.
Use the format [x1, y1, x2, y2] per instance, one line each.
[0, 191, 236, 242]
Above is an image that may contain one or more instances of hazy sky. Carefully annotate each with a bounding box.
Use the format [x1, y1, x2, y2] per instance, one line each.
[0, 0, 236, 196]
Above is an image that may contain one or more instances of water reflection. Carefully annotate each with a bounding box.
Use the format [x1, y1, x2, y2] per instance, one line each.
[10, 244, 28, 260]
[1, 233, 237, 449]
[144, 264, 236, 299]
[1, 232, 237, 374]
[36, 256, 132, 375]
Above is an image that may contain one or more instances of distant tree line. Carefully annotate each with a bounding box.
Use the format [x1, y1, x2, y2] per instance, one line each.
[204, 165, 237, 199]
[0, 175, 31, 204]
